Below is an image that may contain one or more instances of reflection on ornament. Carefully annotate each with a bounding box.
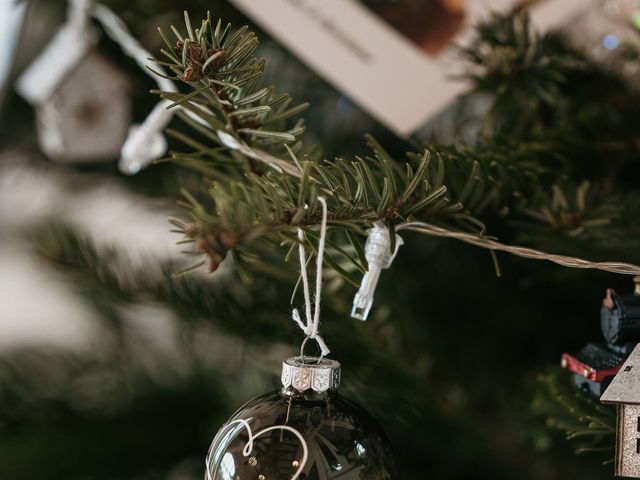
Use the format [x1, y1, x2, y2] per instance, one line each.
[205, 356, 397, 479]
[206, 417, 308, 480]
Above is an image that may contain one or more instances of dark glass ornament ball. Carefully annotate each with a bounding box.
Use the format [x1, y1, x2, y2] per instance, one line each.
[206, 357, 398, 480]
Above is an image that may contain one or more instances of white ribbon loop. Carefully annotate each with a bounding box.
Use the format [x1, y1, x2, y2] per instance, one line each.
[291, 197, 330, 357]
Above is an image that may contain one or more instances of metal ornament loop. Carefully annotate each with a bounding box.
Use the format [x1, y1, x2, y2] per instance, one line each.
[299, 336, 324, 364]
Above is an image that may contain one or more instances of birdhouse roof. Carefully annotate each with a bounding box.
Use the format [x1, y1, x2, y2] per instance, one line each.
[15, 24, 98, 105]
[601, 344, 640, 405]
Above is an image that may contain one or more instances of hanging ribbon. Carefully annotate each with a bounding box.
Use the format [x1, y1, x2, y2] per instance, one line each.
[291, 197, 330, 358]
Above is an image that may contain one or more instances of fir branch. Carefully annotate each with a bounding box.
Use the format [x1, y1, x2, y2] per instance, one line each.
[512, 182, 640, 263]
[153, 12, 640, 284]
[463, 11, 640, 168]
[533, 371, 615, 462]
[174, 142, 484, 276]
[27, 221, 296, 339]
[461, 12, 588, 134]
[152, 11, 308, 174]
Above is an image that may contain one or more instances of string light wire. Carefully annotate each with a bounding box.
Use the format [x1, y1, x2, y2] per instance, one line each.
[396, 221, 640, 275]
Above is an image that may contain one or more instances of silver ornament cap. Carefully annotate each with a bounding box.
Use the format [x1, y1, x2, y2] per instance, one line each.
[281, 356, 341, 393]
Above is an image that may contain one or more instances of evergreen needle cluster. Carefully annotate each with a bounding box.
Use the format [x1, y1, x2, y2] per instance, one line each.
[5, 7, 640, 477]
[154, 12, 640, 285]
[152, 12, 532, 281]
[152, 13, 640, 462]
[534, 372, 616, 460]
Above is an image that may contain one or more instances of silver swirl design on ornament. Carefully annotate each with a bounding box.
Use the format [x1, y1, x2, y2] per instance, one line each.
[205, 418, 308, 480]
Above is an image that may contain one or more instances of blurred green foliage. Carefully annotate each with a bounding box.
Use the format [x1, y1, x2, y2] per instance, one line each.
[2, 3, 640, 480]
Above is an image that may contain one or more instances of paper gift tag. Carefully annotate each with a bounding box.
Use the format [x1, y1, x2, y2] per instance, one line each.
[230, 0, 593, 137]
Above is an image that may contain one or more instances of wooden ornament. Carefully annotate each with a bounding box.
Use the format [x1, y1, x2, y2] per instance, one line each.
[601, 343, 640, 477]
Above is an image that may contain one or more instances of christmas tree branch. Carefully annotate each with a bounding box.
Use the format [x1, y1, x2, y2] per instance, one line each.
[153, 11, 640, 284]
[533, 372, 615, 461]
[169, 139, 483, 276]
[152, 11, 308, 178]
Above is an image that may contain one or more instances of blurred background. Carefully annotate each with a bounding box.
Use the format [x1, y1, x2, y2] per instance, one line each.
[1, 0, 640, 479]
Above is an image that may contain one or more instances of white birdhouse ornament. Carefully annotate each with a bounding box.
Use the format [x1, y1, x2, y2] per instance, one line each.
[16, 0, 132, 164]
[16, 0, 208, 173]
